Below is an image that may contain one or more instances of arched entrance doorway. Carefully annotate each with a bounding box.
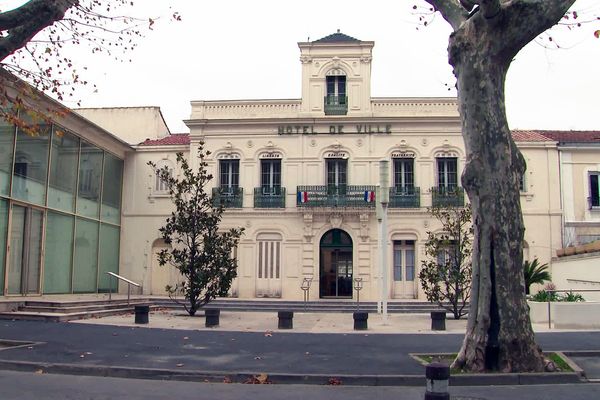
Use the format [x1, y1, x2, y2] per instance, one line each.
[319, 229, 353, 298]
[150, 238, 181, 295]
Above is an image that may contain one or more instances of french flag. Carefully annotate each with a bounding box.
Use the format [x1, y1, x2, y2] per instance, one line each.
[297, 191, 309, 203]
[364, 190, 375, 203]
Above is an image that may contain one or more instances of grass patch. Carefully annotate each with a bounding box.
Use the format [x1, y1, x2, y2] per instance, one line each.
[548, 353, 573, 372]
[412, 352, 573, 373]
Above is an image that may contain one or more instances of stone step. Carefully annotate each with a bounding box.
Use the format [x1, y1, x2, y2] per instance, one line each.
[20, 302, 147, 314]
[0, 307, 136, 322]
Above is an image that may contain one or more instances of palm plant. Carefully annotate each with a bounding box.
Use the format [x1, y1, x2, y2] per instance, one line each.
[523, 258, 551, 295]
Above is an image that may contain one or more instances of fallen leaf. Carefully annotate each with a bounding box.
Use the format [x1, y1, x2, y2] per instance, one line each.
[35, 369, 44, 374]
[244, 373, 272, 384]
[328, 377, 342, 385]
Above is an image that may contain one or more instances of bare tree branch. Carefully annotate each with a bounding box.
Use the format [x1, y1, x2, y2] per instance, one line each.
[0, 0, 77, 61]
[497, 0, 577, 60]
[423, 0, 469, 30]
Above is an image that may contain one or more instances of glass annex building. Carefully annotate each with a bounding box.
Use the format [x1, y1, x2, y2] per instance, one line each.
[0, 113, 124, 296]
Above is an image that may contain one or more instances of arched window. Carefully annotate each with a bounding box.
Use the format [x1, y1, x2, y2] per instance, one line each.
[153, 159, 174, 194]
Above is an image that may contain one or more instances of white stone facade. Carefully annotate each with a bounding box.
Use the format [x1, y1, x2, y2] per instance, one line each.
[119, 33, 563, 301]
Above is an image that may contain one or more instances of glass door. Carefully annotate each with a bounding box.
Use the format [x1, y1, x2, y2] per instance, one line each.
[7, 204, 43, 295]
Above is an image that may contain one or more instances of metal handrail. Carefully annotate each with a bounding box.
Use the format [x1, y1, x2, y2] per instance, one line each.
[545, 289, 600, 329]
[107, 272, 141, 305]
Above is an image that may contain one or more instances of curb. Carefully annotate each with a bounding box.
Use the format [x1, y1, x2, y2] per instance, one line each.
[0, 359, 585, 386]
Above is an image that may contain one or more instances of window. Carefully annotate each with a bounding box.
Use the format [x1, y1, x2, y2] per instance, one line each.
[393, 240, 415, 281]
[590, 172, 600, 209]
[261, 159, 281, 195]
[324, 73, 347, 115]
[436, 241, 459, 271]
[437, 157, 458, 191]
[219, 159, 239, 193]
[153, 160, 173, 194]
[326, 75, 346, 101]
[326, 159, 347, 194]
[519, 173, 526, 192]
[393, 159, 414, 192]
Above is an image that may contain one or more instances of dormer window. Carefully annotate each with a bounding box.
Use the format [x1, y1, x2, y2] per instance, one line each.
[325, 73, 347, 115]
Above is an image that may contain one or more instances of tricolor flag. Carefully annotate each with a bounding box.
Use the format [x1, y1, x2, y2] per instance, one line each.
[297, 191, 309, 203]
[364, 190, 375, 203]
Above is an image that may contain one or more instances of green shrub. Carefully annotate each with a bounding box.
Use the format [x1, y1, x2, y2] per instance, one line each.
[559, 292, 585, 302]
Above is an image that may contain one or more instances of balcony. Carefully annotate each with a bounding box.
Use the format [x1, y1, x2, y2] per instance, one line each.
[254, 187, 286, 208]
[212, 187, 243, 208]
[324, 95, 348, 116]
[389, 186, 420, 208]
[431, 187, 464, 208]
[297, 185, 377, 209]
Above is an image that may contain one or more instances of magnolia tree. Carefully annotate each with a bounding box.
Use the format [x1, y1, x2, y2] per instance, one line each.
[149, 142, 244, 316]
[419, 204, 473, 320]
[420, 0, 579, 372]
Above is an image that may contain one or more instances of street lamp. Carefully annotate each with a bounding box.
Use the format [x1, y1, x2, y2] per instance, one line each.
[379, 160, 389, 324]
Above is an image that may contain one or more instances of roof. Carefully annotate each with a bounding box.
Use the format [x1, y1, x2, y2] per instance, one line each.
[313, 30, 360, 43]
[535, 130, 600, 144]
[139, 134, 190, 146]
[511, 130, 556, 142]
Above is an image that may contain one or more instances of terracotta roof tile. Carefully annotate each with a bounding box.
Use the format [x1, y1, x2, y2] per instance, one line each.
[139, 134, 190, 146]
[534, 130, 600, 143]
[511, 130, 556, 142]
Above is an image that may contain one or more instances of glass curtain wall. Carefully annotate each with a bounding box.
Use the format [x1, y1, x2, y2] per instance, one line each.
[12, 124, 51, 205]
[0, 199, 8, 291]
[0, 118, 15, 196]
[0, 116, 123, 295]
[48, 128, 79, 212]
[98, 223, 120, 292]
[43, 212, 74, 293]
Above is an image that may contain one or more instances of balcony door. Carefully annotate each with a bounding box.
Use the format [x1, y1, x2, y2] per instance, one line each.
[6, 203, 44, 295]
[392, 240, 416, 298]
[326, 159, 347, 195]
[261, 159, 281, 195]
[319, 229, 353, 298]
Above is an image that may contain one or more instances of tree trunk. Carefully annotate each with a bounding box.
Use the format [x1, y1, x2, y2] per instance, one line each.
[449, 22, 544, 372]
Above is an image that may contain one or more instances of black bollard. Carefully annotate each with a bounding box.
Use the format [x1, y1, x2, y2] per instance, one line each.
[134, 305, 149, 324]
[205, 308, 220, 327]
[353, 311, 368, 330]
[425, 362, 450, 400]
[430, 311, 446, 331]
[278, 311, 294, 329]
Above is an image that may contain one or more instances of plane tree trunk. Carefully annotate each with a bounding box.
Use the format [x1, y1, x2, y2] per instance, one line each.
[423, 0, 577, 372]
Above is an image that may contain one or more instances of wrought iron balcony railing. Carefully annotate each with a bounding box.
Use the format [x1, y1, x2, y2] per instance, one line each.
[389, 186, 420, 208]
[324, 95, 348, 115]
[212, 187, 243, 208]
[297, 185, 377, 208]
[254, 187, 286, 208]
[431, 186, 464, 208]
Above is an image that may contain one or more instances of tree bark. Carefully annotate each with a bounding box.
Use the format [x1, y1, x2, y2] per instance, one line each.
[450, 38, 542, 371]
[0, 0, 78, 62]
[422, 0, 577, 372]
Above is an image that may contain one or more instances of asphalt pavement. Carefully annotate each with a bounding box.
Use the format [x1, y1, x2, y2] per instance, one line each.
[1, 314, 600, 385]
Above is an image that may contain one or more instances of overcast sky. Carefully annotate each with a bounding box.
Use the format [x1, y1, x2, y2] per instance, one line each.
[7, 0, 600, 133]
